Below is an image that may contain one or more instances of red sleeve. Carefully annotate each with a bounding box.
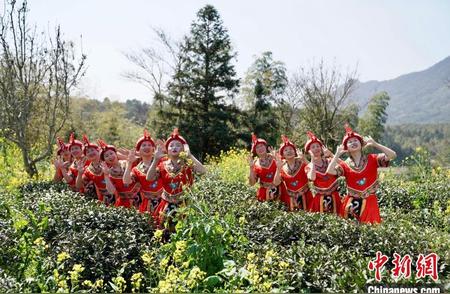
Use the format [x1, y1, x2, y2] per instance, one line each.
[338, 160, 348, 177]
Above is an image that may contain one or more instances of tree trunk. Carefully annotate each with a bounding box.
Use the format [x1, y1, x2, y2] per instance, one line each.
[20, 147, 38, 178]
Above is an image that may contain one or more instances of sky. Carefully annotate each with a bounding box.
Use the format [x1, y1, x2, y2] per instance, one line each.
[23, 0, 450, 102]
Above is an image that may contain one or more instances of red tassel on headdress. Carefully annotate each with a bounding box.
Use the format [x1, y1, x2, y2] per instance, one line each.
[97, 139, 108, 149]
[68, 132, 83, 149]
[165, 127, 187, 150]
[97, 139, 116, 161]
[135, 129, 156, 151]
[56, 137, 68, 155]
[279, 134, 297, 158]
[250, 133, 268, 155]
[342, 123, 363, 150]
[304, 131, 323, 152]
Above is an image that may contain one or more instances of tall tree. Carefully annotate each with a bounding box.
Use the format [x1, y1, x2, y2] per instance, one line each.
[0, 0, 86, 177]
[358, 91, 390, 142]
[240, 52, 287, 145]
[167, 5, 240, 159]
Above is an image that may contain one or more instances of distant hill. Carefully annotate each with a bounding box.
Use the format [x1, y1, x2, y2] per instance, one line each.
[349, 56, 450, 125]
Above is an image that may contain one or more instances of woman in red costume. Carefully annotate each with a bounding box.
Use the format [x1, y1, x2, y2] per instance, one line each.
[59, 133, 88, 192]
[326, 125, 396, 224]
[53, 137, 72, 183]
[146, 128, 206, 228]
[75, 135, 115, 205]
[304, 131, 341, 214]
[123, 129, 164, 214]
[248, 133, 282, 202]
[276, 135, 311, 211]
[99, 139, 141, 209]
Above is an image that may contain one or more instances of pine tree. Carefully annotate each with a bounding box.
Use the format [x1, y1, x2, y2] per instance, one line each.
[167, 5, 240, 159]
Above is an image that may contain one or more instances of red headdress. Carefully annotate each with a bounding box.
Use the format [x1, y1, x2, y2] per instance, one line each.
[342, 123, 364, 150]
[97, 139, 117, 161]
[82, 134, 99, 155]
[68, 132, 83, 150]
[304, 131, 323, 152]
[56, 137, 69, 155]
[135, 129, 155, 151]
[165, 128, 187, 150]
[279, 135, 297, 158]
[251, 133, 268, 155]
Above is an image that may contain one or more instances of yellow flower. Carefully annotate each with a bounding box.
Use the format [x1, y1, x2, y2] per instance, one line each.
[247, 263, 257, 272]
[94, 279, 104, 289]
[158, 280, 173, 293]
[57, 280, 68, 291]
[131, 272, 144, 293]
[176, 240, 187, 251]
[279, 261, 289, 270]
[238, 216, 246, 225]
[160, 257, 170, 269]
[247, 252, 256, 261]
[69, 264, 85, 282]
[57, 252, 71, 263]
[33, 237, 46, 247]
[187, 266, 206, 289]
[82, 280, 93, 288]
[262, 281, 272, 292]
[154, 229, 164, 240]
[141, 252, 154, 266]
[174, 240, 187, 263]
[112, 276, 127, 293]
[53, 269, 60, 280]
[264, 249, 277, 264]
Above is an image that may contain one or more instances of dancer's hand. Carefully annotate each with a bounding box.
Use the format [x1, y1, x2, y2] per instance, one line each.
[101, 162, 110, 176]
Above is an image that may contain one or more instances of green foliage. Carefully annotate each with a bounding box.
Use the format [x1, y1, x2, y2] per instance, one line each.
[160, 5, 241, 160]
[358, 91, 390, 142]
[383, 123, 450, 166]
[1, 149, 449, 292]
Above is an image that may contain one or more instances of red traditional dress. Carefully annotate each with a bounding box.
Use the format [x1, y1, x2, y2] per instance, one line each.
[339, 153, 389, 224]
[82, 163, 115, 205]
[108, 162, 141, 209]
[67, 159, 90, 192]
[280, 160, 312, 210]
[153, 157, 193, 226]
[132, 160, 163, 213]
[305, 158, 342, 214]
[253, 156, 280, 201]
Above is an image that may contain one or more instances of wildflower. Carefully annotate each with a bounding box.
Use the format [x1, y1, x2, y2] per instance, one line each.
[57, 280, 68, 292]
[69, 264, 85, 282]
[247, 252, 256, 261]
[262, 281, 272, 292]
[142, 252, 154, 266]
[154, 229, 164, 240]
[187, 266, 206, 289]
[33, 237, 46, 246]
[112, 276, 126, 293]
[238, 216, 246, 225]
[160, 257, 170, 269]
[82, 280, 93, 288]
[94, 279, 104, 289]
[57, 252, 71, 263]
[174, 241, 187, 263]
[279, 261, 289, 270]
[131, 272, 144, 293]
